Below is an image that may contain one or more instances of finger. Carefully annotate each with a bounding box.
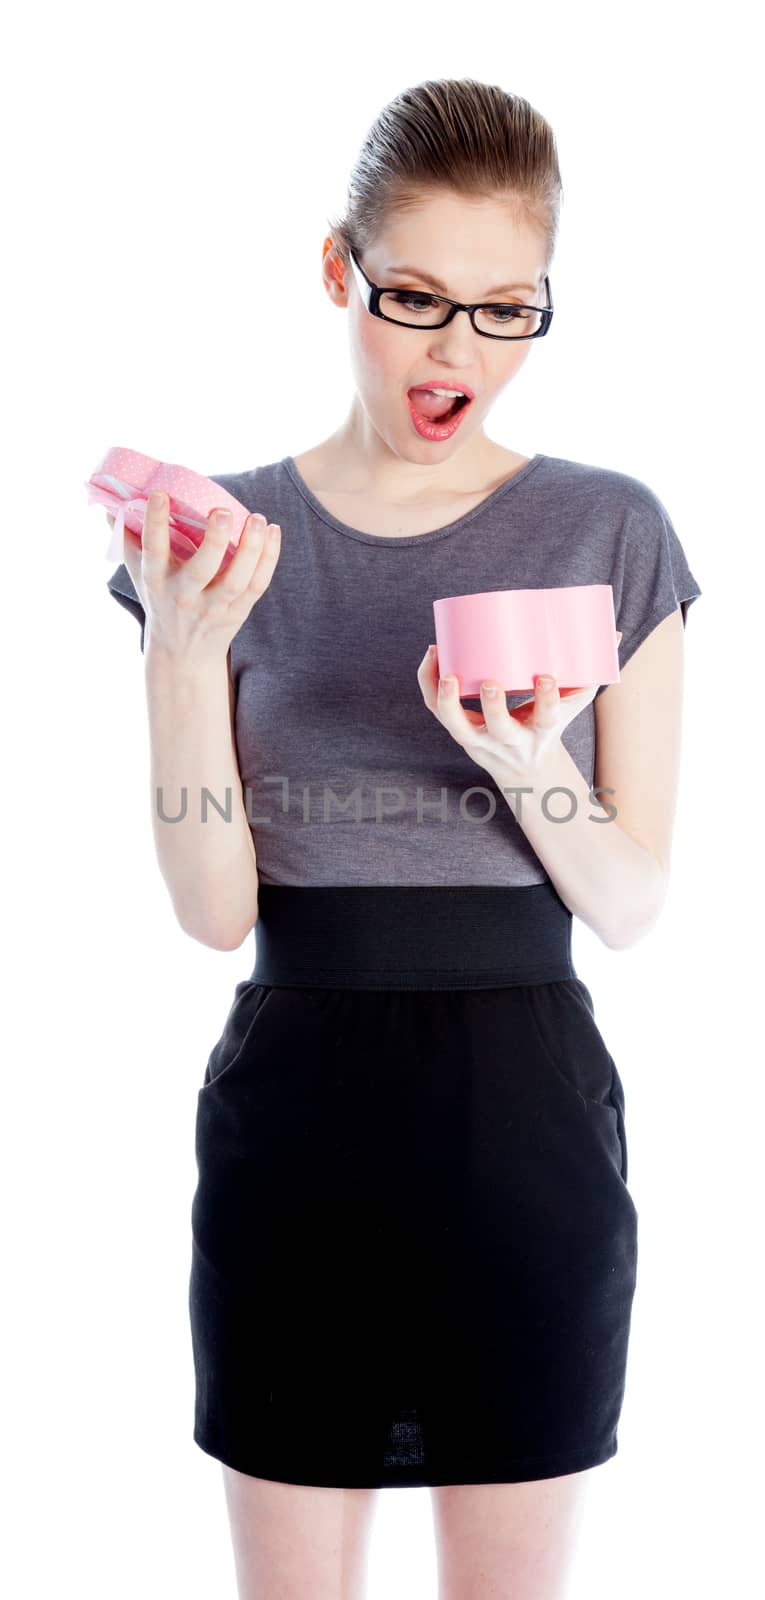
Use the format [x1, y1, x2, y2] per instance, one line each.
[225, 518, 283, 607]
[242, 519, 281, 587]
[479, 678, 512, 730]
[211, 513, 269, 589]
[530, 673, 563, 727]
[436, 669, 476, 737]
[180, 505, 242, 587]
[417, 643, 440, 712]
[419, 645, 483, 727]
[200, 516, 281, 614]
[438, 671, 508, 740]
[139, 491, 171, 580]
[531, 673, 589, 702]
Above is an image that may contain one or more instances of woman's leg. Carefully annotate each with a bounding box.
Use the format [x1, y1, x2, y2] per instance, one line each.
[430, 1469, 591, 1600]
[221, 1464, 380, 1600]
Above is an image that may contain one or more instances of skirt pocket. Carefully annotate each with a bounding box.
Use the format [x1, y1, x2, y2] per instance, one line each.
[525, 978, 621, 1124]
[201, 981, 273, 1090]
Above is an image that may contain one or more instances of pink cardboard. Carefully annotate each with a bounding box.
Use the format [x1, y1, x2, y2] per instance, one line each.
[433, 585, 620, 694]
[84, 445, 251, 573]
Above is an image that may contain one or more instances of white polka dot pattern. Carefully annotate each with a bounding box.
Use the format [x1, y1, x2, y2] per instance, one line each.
[84, 444, 250, 570]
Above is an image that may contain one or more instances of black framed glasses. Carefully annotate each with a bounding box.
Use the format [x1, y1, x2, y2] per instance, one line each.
[347, 248, 554, 341]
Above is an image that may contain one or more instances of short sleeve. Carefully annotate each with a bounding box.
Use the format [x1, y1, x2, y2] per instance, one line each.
[595, 484, 702, 697]
[104, 470, 239, 655]
[106, 561, 146, 653]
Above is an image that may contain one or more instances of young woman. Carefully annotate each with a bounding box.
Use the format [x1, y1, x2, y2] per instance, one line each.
[106, 79, 702, 1600]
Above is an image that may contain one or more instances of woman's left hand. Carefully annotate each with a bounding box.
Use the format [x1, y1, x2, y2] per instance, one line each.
[416, 632, 622, 782]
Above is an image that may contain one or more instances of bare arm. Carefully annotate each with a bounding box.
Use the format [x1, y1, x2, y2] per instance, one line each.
[107, 493, 281, 948]
[144, 641, 259, 950]
[418, 609, 688, 951]
[494, 609, 686, 949]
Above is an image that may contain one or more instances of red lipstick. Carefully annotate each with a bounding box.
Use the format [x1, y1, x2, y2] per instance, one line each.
[405, 386, 474, 441]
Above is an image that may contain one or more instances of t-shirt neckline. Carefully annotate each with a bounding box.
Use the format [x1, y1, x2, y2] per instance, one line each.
[281, 452, 546, 547]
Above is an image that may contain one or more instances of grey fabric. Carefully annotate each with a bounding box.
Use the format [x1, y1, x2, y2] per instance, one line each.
[106, 452, 702, 887]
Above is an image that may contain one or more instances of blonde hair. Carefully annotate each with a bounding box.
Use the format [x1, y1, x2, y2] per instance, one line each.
[326, 77, 563, 275]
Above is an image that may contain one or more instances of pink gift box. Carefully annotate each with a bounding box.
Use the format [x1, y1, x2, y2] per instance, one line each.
[433, 585, 620, 695]
[84, 445, 252, 572]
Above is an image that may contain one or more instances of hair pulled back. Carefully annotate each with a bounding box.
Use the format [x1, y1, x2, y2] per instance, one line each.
[326, 78, 563, 273]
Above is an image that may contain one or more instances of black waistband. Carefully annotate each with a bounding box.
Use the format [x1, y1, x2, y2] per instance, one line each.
[249, 882, 576, 991]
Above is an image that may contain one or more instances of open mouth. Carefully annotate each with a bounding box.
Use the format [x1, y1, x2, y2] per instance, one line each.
[435, 392, 471, 421]
[408, 389, 471, 422]
[406, 389, 474, 437]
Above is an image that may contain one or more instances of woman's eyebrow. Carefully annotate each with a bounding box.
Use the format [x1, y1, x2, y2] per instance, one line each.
[384, 265, 538, 295]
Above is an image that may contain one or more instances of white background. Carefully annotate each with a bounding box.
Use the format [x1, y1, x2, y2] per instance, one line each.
[4, 0, 762, 1595]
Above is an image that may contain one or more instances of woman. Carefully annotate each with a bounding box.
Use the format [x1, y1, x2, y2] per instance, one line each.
[106, 79, 701, 1600]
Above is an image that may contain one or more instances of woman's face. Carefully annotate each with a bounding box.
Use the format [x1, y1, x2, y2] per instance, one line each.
[322, 190, 550, 481]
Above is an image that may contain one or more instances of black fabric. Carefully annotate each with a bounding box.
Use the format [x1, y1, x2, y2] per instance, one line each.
[250, 881, 575, 990]
[188, 884, 638, 1489]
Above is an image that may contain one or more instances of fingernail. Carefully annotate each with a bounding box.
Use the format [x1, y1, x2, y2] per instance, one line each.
[150, 491, 166, 508]
[536, 675, 554, 691]
[481, 682, 498, 697]
[439, 677, 453, 693]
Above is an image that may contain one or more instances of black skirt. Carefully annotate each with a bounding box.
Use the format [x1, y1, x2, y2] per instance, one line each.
[189, 883, 638, 1489]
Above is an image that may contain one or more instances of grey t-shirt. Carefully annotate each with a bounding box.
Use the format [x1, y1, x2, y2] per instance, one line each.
[106, 451, 702, 887]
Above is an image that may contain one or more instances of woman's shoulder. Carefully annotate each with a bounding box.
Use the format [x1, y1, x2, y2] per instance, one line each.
[540, 448, 665, 502]
[538, 451, 673, 520]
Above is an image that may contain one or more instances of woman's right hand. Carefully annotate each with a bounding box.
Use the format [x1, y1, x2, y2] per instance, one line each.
[105, 494, 281, 665]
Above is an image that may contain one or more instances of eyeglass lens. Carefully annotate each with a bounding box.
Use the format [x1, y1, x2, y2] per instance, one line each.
[378, 290, 545, 337]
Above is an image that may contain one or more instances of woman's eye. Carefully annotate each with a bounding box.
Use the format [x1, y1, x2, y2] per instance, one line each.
[391, 292, 436, 310]
[385, 291, 532, 325]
